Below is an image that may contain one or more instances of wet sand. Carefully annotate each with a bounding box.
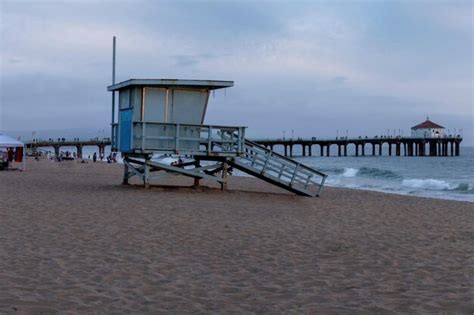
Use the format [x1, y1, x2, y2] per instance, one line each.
[0, 159, 473, 314]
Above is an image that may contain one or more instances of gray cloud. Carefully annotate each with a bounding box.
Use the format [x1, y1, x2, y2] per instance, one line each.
[0, 0, 472, 145]
[172, 54, 216, 67]
[8, 58, 22, 64]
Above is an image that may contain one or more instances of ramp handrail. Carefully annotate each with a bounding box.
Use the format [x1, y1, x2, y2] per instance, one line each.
[245, 140, 326, 177]
[232, 140, 327, 196]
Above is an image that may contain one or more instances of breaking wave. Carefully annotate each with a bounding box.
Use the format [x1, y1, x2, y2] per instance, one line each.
[336, 167, 401, 179]
[453, 183, 474, 192]
[358, 167, 402, 180]
[342, 168, 359, 177]
[402, 179, 473, 193]
[319, 167, 345, 174]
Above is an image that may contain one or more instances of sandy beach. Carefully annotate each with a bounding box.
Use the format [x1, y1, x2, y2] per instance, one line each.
[0, 158, 473, 314]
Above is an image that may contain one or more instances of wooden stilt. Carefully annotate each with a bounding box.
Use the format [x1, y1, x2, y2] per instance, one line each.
[123, 160, 129, 185]
[221, 161, 228, 191]
[193, 160, 201, 188]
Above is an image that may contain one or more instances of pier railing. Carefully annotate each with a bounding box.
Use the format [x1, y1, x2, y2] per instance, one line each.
[252, 135, 463, 142]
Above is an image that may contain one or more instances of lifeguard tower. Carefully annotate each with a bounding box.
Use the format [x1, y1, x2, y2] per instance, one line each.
[108, 79, 327, 196]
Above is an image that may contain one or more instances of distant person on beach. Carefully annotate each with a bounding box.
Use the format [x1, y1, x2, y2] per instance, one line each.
[2, 149, 9, 169]
[93, 152, 97, 163]
[7, 148, 14, 163]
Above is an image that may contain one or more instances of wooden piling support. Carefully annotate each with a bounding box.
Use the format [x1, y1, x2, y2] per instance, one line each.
[221, 161, 228, 190]
[144, 159, 150, 189]
[123, 161, 129, 185]
[429, 141, 434, 156]
[76, 145, 83, 159]
[54, 145, 60, 157]
[193, 160, 201, 187]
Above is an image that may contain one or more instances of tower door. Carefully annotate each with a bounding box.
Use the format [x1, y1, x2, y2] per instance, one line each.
[119, 109, 133, 152]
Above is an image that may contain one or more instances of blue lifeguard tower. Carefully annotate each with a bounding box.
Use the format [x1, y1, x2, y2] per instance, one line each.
[108, 77, 326, 196]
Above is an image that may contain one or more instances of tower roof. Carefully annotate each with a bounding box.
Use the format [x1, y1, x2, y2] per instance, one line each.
[107, 79, 233, 91]
[411, 119, 445, 130]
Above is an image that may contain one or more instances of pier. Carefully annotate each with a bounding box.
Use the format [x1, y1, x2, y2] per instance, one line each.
[25, 138, 111, 158]
[25, 136, 462, 158]
[254, 136, 463, 157]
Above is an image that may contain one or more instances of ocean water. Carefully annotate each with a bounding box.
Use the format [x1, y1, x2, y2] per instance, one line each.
[42, 145, 474, 202]
[294, 147, 474, 202]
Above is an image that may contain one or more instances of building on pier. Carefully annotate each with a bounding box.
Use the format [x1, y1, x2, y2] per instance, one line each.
[411, 117, 445, 138]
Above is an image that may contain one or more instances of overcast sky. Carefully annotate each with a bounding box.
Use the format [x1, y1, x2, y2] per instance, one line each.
[1, 0, 472, 144]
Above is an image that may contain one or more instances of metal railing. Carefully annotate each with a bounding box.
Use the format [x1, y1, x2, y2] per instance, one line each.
[115, 122, 246, 156]
[235, 140, 326, 196]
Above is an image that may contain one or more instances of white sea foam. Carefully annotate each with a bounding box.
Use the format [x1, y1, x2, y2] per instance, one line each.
[342, 168, 359, 177]
[402, 179, 454, 191]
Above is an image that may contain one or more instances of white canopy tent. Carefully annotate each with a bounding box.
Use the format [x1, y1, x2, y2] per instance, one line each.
[0, 133, 26, 171]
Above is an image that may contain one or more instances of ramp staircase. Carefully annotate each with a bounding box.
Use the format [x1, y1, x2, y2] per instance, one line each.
[229, 140, 327, 197]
